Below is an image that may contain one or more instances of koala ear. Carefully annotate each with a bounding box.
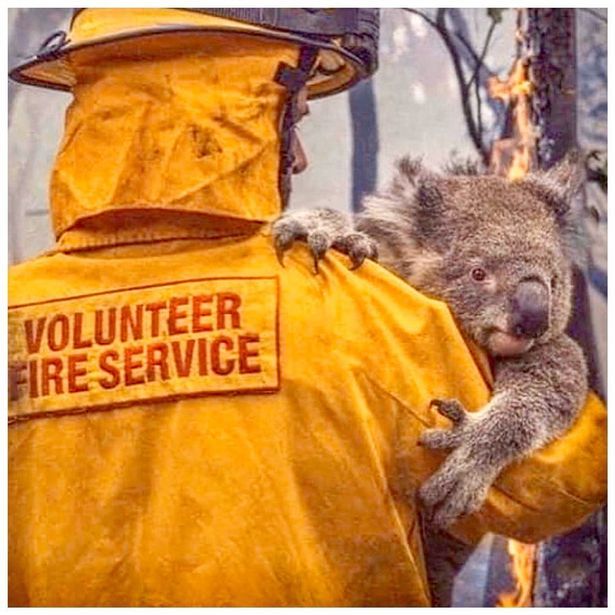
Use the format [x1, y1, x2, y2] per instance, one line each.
[391, 156, 444, 208]
[521, 150, 585, 217]
[521, 151, 586, 265]
[391, 156, 424, 196]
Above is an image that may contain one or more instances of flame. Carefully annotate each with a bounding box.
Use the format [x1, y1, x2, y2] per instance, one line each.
[488, 20, 538, 607]
[497, 540, 537, 607]
[488, 58, 536, 180]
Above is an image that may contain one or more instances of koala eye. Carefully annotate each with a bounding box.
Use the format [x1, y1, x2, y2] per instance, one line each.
[470, 267, 487, 282]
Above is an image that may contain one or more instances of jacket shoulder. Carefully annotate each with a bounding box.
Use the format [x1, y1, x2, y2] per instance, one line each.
[9, 254, 63, 307]
[279, 245, 491, 408]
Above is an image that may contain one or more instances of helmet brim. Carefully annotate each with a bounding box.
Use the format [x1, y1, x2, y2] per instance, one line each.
[9, 25, 367, 100]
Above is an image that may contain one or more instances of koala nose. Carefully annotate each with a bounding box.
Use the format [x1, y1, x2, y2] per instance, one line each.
[510, 279, 550, 339]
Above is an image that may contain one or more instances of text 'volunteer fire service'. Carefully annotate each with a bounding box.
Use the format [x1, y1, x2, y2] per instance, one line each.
[9, 277, 280, 422]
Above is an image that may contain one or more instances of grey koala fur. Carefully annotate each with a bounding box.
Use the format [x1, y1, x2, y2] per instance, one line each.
[272, 154, 588, 530]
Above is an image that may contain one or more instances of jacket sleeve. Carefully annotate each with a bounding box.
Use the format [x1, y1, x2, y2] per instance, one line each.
[448, 392, 607, 544]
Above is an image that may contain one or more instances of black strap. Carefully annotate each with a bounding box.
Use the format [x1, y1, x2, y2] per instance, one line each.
[275, 46, 319, 208]
[36, 30, 69, 59]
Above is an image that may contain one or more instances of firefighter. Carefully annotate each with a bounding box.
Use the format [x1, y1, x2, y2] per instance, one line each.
[8, 9, 606, 606]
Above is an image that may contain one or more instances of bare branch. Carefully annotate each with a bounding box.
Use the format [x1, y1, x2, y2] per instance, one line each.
[436, 9, 489, 162]
[467, 18, 497, 91]
[469, 17, 497, 142]
[400, 7, 490, 164]
[401, 8, 486, 69]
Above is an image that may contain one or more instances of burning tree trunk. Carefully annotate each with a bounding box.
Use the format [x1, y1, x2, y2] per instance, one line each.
[488, 58, 536, 179]
[487, 8, 606, 607]
[497, 542, 536, 607]
[486, 16, 539, 605]
[485, 8, 606, 608]
[526, 9, 606, 606]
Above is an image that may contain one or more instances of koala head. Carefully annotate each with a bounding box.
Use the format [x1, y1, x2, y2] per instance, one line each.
[358, 154, 584, 357]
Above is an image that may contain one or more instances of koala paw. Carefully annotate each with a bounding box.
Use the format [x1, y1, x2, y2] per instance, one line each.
[271, 209, 378, 273]
[418, 398, 499, 526]
[418, 398, 469, 450]
[418, 455, 493, 527]
[334, 232, 379, 270]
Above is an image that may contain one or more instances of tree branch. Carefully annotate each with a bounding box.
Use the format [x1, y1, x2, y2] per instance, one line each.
[436, 9, 488, 162]
[401, 7, 490, 163]
[469, 16, 497, 143]
[467, 17, 497, 91]
[402, 8, 485, 69]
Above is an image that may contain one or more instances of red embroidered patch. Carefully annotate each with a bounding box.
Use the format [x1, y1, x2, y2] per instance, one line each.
[9, 277, 280, 423]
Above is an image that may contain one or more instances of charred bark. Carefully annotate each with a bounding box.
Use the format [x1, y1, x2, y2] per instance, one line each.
[526, 9, 606, 607]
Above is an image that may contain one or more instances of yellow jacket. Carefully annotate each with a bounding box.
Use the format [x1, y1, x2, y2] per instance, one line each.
[8, 18, 606, 607]
[8, 232, 607, 606]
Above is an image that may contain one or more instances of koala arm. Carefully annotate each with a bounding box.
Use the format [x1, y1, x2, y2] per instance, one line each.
[418, 334, 589, 527]
[449, 390, 606, 545]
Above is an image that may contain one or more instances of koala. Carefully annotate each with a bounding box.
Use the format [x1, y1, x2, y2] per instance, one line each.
[272, 154, 588, 529]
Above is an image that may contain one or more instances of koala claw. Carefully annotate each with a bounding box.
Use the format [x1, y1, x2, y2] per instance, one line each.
[348, 255, 365, 271]
[271, 210, 378, 274]
[271, 217, 334, 274]
[419, 457, 491, 527]
[275, 242, 288, 268]
[308, 231, 332, 274]
[419, 399, 471, 449]
[430, 398, 467, 425]
[429, 483, 488, 528]
[339, 232, 379, 270]
[273, 224, 303, 267]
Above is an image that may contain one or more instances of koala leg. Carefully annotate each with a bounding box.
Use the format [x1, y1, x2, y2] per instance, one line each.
[272, 208, 378, 272]
[418, 334, 587, 528]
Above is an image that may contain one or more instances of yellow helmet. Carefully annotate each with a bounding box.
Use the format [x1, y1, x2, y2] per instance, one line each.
[9, 8, 379, 99]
